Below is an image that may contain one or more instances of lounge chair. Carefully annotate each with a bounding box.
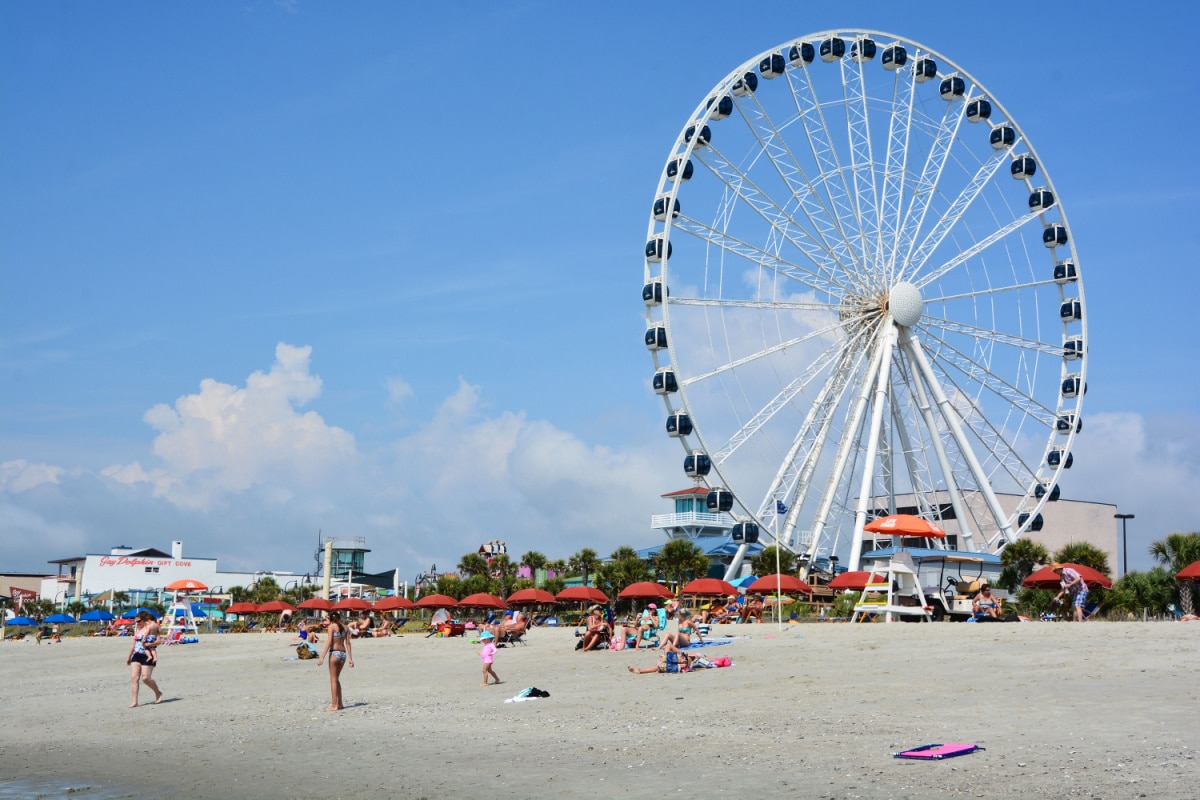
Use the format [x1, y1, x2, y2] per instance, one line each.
[499, 620, 529, 646]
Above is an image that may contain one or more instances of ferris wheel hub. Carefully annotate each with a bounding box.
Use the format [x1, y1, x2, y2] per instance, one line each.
[887, 282, 924, 327]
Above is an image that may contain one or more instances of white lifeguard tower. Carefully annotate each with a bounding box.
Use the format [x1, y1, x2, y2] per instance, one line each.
[161, 601, 201, 638]
[850, 553, 934, 622]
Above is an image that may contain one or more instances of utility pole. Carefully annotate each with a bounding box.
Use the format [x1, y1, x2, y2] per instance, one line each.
[1114, 513, 1134, 577]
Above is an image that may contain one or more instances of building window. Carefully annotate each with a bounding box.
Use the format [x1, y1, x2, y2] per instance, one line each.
[144, 566, 159, 573]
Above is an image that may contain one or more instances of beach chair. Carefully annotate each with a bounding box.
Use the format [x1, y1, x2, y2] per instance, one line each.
[1167, 603, 1183, 621]
[500, 620, 529, 646]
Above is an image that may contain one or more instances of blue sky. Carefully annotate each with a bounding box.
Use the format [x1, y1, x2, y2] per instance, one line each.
[2, 1, 1197, 579]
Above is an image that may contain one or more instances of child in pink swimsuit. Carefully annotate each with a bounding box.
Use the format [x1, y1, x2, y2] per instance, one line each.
[480, 631, 500, 686]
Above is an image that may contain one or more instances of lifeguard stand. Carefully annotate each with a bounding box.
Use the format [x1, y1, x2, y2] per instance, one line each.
[850, 553, 933, 622]
[161, 601, 201, 638]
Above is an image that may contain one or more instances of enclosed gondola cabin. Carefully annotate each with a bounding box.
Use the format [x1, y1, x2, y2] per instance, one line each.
[788, 42, 815, 67]
[965, 98, 991, 122]
[731, 520, 760, 544]
[707, 95, 733, 120]
[645, 236, 672, 262]
[1043, 224, 1068, 248]
[1053, 260, 1078, 284]
[731, 72, 758, 96]
[851, 37, 876, 63]
[1017, 512, 1045, 532]
[760, 52, 787, 77]
[989, 125, 1016, 149]
[1059, 299, 1082, 322]
[1034, 483, 1061, 502]
[666, 411, 693, 438]
[1011, 155, 1037, 179]
[653, 196, 680, 221]
[1063, 336, 1085, 360]
[653, 368, 678, 395]
[1029, 189, 1055, 212]
[684, 451, 712, 478]
[643, 278, 666, 306]
[684, 124, 710, 148]
[881, 43, 907, 70]
[1056, 413, 1082, 434]
[666, 158, 693, 183]
[645, 323, 667, 351]
[706, 487, 735, 514]
[939, 75, 965, 100]
[1047, 448, 1074, 469]
[819, 37, 845, 62]
[913, 57, 937, 82]
[1061, 376, 1086, 399]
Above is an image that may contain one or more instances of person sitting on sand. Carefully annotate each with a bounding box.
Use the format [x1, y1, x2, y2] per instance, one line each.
[712, 597, 740, 624]
[580, 608, 610, 652]
[352, 611, 373, 638]
[973, 583, 1001, 618]
[372, 618, 392, 637]
[739, 595, 764, 624]
[658, 608, 704, 652]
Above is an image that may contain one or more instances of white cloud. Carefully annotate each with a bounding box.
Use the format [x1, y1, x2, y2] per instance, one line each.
[386, 377, 414, 406]
[104, 342, 356, 510]
[0, 459, 65, 492]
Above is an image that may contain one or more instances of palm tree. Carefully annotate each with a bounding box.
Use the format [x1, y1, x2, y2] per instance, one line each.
[432, 575, 464, 599]
[1108, 568, 1176, 618]
[111, 591, 130, 614]
[520, 551, 549, 587]
[457, 552, 490, 579]
[602, 546, 652, 599]
[490, 554, 519, 598]
[569, 548, 601, 587]
[750, 546, 798, 579]
[1150, 531, 1200, 615]
[66, 601, 87, 617]
[998, 538, 1050, 592]
[1053, 542, 1110, 576]
[251, 577, 281, 605]
[654, 538, 709, 590]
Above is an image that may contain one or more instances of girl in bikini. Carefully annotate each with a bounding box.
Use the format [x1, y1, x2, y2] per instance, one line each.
[657, 608, 704, 653]
[317, 611, 354, 711]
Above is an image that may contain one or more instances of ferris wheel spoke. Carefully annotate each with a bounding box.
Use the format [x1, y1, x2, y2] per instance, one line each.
[923, 276, 1062, 304]
[673, 214, 847, 296]
[915, 209, 1041, 288]
[680, 320, 844, 388]
[691, 145, 851, 287]
[917, 325, 1058, 426]
[901, 145, 1013, 282]
[670, 297, 837, 312]
[889, 89, 970, 278]
[783, 64, 870, 279]
[922, 315, 1061, 358]
[841, 57, 882, 272]
[878, 65, 917, 285]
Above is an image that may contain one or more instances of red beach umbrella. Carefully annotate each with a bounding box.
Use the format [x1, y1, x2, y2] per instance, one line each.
[374, 596, 415, 611]
[681, 578, 739, 597]
[506, 588, 558, 605]
[298, 597, 334, 611]
[458, 593, 508, 610]
[556, 586, 609, 604]
[1176, 560, 1200, 582]
[1022, 563, 1112, 590]
[828, 571, 886, 591]
[864, 514, 946, 538]
[414, 594, 460, 609]
[165, 578, 209, 592]
[617, 582, 675, 601]
[746, 575, 813, 595]
[256, 600, 296, 614]
[332, 597, 373, 611]
[226, 602, 259, 615]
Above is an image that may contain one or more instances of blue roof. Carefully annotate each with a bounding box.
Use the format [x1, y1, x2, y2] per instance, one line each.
[637, 537, 764, 559]
[859, 546, 1002, 565]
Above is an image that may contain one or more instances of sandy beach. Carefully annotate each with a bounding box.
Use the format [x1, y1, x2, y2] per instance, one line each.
[1, 621, 1196, 799]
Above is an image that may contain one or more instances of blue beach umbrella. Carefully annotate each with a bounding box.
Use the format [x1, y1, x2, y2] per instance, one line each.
[45, 613, 77, 625]
[6, 616, 37, 626]
[80, 609, 116, 622]
[120, 608, 161, 619]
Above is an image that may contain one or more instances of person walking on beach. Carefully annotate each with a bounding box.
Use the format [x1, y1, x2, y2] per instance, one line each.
[126, 611, 163, 707]
[317, 611, 354, 711]
[480, 631, 501, 686]
[1052, 564, 1089, 622]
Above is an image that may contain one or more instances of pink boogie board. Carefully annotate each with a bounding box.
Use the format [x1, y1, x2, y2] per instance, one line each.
[894, 743, 983, 760]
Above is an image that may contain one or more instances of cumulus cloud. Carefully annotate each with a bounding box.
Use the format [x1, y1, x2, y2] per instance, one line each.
[104, 343, 357, 510]
[0, 459, 65, 492]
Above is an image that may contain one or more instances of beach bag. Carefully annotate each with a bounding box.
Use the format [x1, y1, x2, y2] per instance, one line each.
[711, 656, 732, 668]
[297, 643, 317, 659]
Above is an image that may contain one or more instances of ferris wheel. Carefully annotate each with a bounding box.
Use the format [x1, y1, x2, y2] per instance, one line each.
[642, 30, 1086, 576]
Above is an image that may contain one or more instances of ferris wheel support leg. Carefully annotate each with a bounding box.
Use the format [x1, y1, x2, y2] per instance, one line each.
[804, 326, 890, 570]
[723, 543, 752, 582]
[848, 324, 898, 572]
[902, 330, 977, 548]
[900, 330, 1014, 548]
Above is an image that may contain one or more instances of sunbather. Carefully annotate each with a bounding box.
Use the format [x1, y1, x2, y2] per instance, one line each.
[738, 596, 764, 624]
[658, 608, 704, 652]
[627, 650, 698, 674]
[972, 584, 1001, 618]
[579, 609, 610, 651]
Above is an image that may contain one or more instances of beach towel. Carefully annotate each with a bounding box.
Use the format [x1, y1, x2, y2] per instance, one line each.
[894, 743, 983, 760]
[504, 687, 551, 703]
[683, 636, 738, 649]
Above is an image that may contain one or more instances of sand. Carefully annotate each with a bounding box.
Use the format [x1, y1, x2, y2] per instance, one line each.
[0, 621, 1196, 799]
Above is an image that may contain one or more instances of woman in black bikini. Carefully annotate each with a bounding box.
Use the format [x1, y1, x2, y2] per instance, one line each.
[126, 611, 163, 708]
[317, 611, 354, 711]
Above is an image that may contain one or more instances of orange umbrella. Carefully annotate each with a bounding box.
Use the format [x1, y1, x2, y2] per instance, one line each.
[256, 600, 296, 614]
[298, 597, 333, 611]
[746, 575, 813, 595]
[681, 578, 739, 597]
[374, 596, 415, 611]
[226, 602, 259, 615]
[332, 597, 373, 611]
[458, 593, 508, 610]
[1176, 560, 1200, 582]
[556, 586, 609, 604]
[1022, 563, 1112, 589]
[414, 594, 460, 609]
[828, 571, 886, 591]
[506, 588, 558, 605]
[864, 514, 946, 538]
[617, 582, 675, 600]
[165, 578, 209, 591]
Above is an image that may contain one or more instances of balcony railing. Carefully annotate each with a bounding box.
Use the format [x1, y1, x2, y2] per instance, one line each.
[650, 511, 731, 529]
